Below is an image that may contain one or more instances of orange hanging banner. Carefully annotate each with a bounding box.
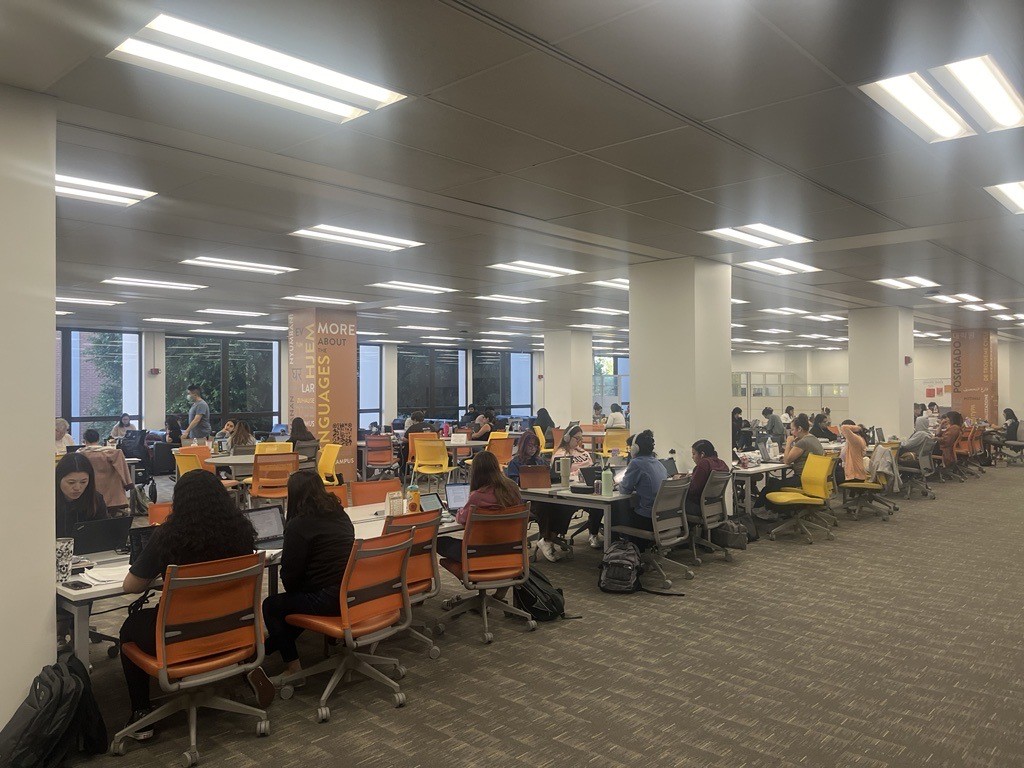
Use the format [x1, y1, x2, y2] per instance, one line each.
[287, 308, 358, 482]
[950, 329, 998, 423]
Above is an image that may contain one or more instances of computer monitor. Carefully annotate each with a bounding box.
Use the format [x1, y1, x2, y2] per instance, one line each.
[758, 441, 772, 463]
[445, 483, 470, 510]
[128, 525, 159, 565]
[874, 426, 885, 444]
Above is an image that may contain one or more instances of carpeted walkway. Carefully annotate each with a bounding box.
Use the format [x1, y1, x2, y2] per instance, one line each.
[78, 467, 1024, 767]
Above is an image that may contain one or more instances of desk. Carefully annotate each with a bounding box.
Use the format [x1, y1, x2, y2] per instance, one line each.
[519, 487, 632, 554]
[731, 462, 790, 518]
[205, 453, 313, 478]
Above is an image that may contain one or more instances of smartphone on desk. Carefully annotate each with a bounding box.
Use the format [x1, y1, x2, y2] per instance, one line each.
[64, 580, 92, 590]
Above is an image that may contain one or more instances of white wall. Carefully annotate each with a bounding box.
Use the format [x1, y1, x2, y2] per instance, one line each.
[808, 350, 848, 383]
[543, 331, 593, 424]
[141, 331, 165, 430]
[382, 343, 398, 422]
[0, 87, 56, 726]
[532, 351, 544, 413]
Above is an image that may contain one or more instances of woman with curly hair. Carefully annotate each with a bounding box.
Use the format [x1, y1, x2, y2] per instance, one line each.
[118, 470, 256, 739]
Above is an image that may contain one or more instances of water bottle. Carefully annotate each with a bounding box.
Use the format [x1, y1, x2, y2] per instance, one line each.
[765, 436, 773, 460]
[406, 480, 420, 514]
[558, 456, 572, 485]
[601, 463, 614, 498]
[192, 437, 198, 447]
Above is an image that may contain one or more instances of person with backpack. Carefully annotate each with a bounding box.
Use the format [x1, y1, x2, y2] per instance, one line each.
[615, 430, 667, 534]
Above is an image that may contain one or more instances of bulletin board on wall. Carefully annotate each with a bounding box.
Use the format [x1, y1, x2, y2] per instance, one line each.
[916, 378, 952, 406]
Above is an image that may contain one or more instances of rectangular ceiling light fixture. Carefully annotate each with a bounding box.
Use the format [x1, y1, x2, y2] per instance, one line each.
[103, 277, 205, 290]
[488, 261, 581, 278]
[181, 256, 296, 275]
[818, 346, 842, 351]
[191, 329, 243, 335]
[731, 337, 753, 343]
[743, 350, 766, 354]
[55, 310, 73, 316]
[291, 224, 422, 251]
[930, 55, 1024, 133]
[109, 14, 405, 122]
[144, 317, 211, 325]
[704, 224, 813, 249]
[953, 293, 982, 302]
[961, 304, 987, 312]
[731, 298, 749, 304]
[282, 294, 362, 305]
[927, 294, 961, 304]
[479, 331, 522, 336]
[397, 325, 446, 331]
[755, 329, 789, 334]
[422, 342, 456, 347]
[760, 307, 808, 316]
[488, 316, 541, 323]
[574, 307, 629, 316]
[993, 314, 1015, 321]
[475, 295, 544, 304]
[805, 314, 845, 322]
[731, 323, 746, 328]
[799, 333, 829, 339]
[56, 297, 124, 306]
[420, 335, 462, 341]
[384, 305, 449, 314]
[588, 278, 630, 290]
[985, 180, 1024, 213]
[787, 344, 813, 348]
[356, 330, 386, 336]
[238, 324, 289, 331]
[751, 340, 781, 346]
[860, 72, 975, 142]
[197, 308, 267, 317]
[369, 280, 456, 294]
[55, 174, 156, 206]
[872, 276, 940, 289]
[569, 323, 614, 330]
[737, 257, 821, 276]
[983, 303, 1008, 310]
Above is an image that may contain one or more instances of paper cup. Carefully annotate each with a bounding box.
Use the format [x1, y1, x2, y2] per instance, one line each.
[56, 537, 75, 583]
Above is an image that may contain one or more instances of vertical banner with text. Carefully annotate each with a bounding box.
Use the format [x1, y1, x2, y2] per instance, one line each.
[288, 308, 358, 482]
[950, 329, 998, 423]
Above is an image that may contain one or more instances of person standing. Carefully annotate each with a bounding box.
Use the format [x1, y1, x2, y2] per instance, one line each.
[762, 407, 786, 445]
[181, 384, 212, 444]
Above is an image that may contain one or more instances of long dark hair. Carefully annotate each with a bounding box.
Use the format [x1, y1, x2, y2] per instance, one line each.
[56, 452, 103, 519]
[515, 430, 541, 464]
[534, 408, 555, 433]
[469, 451, 521, 508]
[287, 471, 345, 521]
[946, 410, 964, 426]
[165, 415, 182, 440]
[290, 417, 316, 442]
[160, 471, 255, 565]
[1004, 408, 1018, 422]
[231, 420, 254, 446]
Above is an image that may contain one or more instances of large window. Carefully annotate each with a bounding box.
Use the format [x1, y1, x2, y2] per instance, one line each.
[471, 350, 533, 416]
[397, 347, 467, 419]
[358, 344, 382, 429]
[593, 354, 630, 413]
[166, 335, 280, 434]
[55, 330, 142, 441]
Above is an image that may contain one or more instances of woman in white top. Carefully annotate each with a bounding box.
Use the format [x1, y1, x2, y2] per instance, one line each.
[55, 418, 76, 453]
[605, 403, 627, 430]
[110, 413, 134, 439]
[780, 405, 795, 426]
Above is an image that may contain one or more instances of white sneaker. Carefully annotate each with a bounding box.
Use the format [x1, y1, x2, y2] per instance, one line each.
[588, 534, 603, 550]
[536, 539, 559, 562]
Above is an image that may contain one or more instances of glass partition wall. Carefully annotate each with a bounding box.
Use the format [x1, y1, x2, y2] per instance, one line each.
[732, 372, 849, 424]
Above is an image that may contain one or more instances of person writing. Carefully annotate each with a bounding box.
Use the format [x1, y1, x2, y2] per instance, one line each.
[55, 418, 76, 453]
[110, 413, 135, 439]
[119, 471, 259, 737]
[181, 384, 212, 444]
[839, 420, 869, 481]
[605, 403, 627, 430]
[685, 439, 729, 516]
[617, 430, 668, 533]
[251, 472, 354, 688]
[56, 452, 108, 538]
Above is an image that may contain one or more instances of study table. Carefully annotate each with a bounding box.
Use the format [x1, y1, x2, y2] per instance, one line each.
[518, 486, 632, 554]
[730, 462, 791, 518]
[56, 503, 462, 670]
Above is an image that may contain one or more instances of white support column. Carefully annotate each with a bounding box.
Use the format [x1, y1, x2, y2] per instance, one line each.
[382, 343, 399, 424]
[630, 258, 732, 467]
[998, 341, 1024, 413]
[532, 351, 545, 414]
[0, 87, 56, 725]
[141, 331, 166, 431]
[848, 307, 914, 438]
[542, 330, 593, 425]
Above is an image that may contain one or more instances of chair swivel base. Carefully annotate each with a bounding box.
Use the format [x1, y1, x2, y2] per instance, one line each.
[277, 646, 407, 722]
[110, 688, 269, 763]
[768, 510, 835, 544]
[440, 591, 536, 644]
[647, 549, 695, 587]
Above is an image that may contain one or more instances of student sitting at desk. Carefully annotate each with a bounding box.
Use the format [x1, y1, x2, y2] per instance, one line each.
[605, 403, 627, 430]
[56, 452, 108, 539]
[616, 430, 668, 533]
[762, 407, 786, 445]
[110, 413, 135, 439]
[289, 416, 317, 443]
[809, 412, 834, 440]
[214, 419, 235, 440]
[552, 425, 603, 550]
[839, 420, 869, 481]
[436, 451, 522, 558]
[79, 428, 133, 513]
[55, 418, 76, 454]
[685, 439, 729, 516]
[505, 430, 548, 484]
[934, 411, 962, 466]
[119, 471, 257, 739]
[468, 411, 494, 441]
[898, 416, 933, 468]
[251, 471, 354, 690]
[756, 413, 824, 510]
[227, 419, 257, 453]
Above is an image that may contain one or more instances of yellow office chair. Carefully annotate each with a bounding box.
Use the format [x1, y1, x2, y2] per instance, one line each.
[533, 426, 554, 456]
[487, 431, 509, 441]
[317, 443, 343, 486]
[598, 429, 630, 459]
[411, 439, 453, 492]
[255, 441, 293, 455]
[765, 454, 837, 544]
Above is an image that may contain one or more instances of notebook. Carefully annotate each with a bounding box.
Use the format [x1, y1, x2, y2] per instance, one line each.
[244, 506, 286, 550]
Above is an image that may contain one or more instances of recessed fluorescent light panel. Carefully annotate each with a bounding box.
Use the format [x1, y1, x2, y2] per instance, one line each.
[192, 329, 243, 335]
[238, 324, 289, 331]
[743, 350, 766, 354]
[983, 303, 1008, 310]
[480, 331, 522, 337]
[953, 293, 982, 302]
[55, 311, 74, 316]
[961, 304, 987, 312]
[805, 314, 845, 322]
[861, 71, 975, 142]
[731, 323, 746, 328]
[927, 295, 961, 304]
[357, 331, 386, 336]
[755, 329, 789, 334]
[420, 336, 462, 341]
[993, 314, 1015, 321]
[109, 14, 405, 122]
[737, 258, 821, 276]
[145, 317, 211, 325]
[290, 224, 422, 251]
[56, 297, 125, 306]
[397, 325, 446, 332]
[475, 295, 544, 305]
[704, 225, 813, 249]
[488, 261, 581, 278]
[984, 181, 1024, 213]
[282, 294, 362, 306]
[929, 55, 1024, 133]
[488, 316, 541, 323]
[181, 256, 296, 275]
[751, 340, 781, 346]
[569, 324, 614, 330]
[55, 174, 157, 206]
[384, 305, 449, 314]
[731, 298, 749, 304]
[103, 277, 205, 290]
[799, 334, 829, 339]
[818, 347, 842, 351]
[759, 307, 809, 316]
[574, 307, 629, 316]
[787, 344, 813, 348]
[588, 278, 630, 290]
[872, 276, 940, 289]
[197, 309, 267, 317]
[369, 280, 456, 294]
[422, 342, 455, 347]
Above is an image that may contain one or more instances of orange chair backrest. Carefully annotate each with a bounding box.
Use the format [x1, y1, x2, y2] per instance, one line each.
[551, 428, 565, 448]
[365, 435, 395, 465]
[177, 444, 212, 461]
[155, 553, 264, 669]
[339, 530, 412, 632]
[148, 501, 173, 525]
[517, 465, 551, 489]
[383, 509, 441, 589]
[350, 478, 402, 507]
[326, 484, 350, 506]
[255, 441, 293, 455]
[485, 437, 514, 465]
[453, 427, 473, 459]
[461, 504, 529, 583]
[251, 453, 299, 495]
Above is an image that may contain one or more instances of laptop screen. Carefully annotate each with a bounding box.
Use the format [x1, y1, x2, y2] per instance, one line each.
[419, 493, 443, 513]
[660, 458, 678, 476]
[129, 525, 159, 565]
[245, 506, 285, 542]
[445, 484, 470, 510]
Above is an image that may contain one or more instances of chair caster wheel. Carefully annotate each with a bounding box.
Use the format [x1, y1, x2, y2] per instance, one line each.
[826, 532, 835, 541]
[110, 740, 127, 756]
[428, 645, 441, 660]
[391, 665, 407, 680]
[767, 532, 776, 541]
[392, 692, 407, 708]
[316, 706, 330, 723]
[256, 719, 270, 737]
[182, 748, 199, 767]
[661, 581, 672, 590]
[434, 621, 445, 635]
[693, 557, 702, 566]
[483, 632, 494, 644]
[442, 596, 462, 611]
[279, 685, 294, 700]
[526, 620, 537, 631]
[684, 570, 695, 580]
[108, 645, 120, 659]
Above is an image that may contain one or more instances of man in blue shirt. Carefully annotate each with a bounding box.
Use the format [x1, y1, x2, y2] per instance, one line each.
[617, 430, 668, 531]
[182, 384, 212, 444]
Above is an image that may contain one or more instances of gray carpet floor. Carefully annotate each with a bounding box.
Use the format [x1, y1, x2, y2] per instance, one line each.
[75, 467, 1024, 767]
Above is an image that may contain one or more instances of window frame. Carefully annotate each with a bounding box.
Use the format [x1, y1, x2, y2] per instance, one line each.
[471, 349, 533, 416]
[56, 328, 143, 437]
[358, 343, 384, 429]
[397, 346, 468, 420]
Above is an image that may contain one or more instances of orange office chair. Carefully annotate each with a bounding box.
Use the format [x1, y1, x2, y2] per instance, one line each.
[245, 453, 299, 504]
[350, 478, 402, 507]
[326, 485, 350, 506]
[363, 435, 398, 479]
[279, 531, 414, 721]
[383, 509, 443, 659]
[148, 501, 173, 526]
[439, 504, 534, 644]
[484, 437, 514, 470]
[551, 428, 565, 450]
[110, 553, 269, 763]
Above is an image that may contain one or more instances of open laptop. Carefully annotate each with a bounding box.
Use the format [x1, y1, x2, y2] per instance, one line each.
[756, 439, 773, 463]
[660, 457, 679, 476]
[873, 426, 885, 444]
[128, 525, 159, 565]
[66, 445, 84, 454]
[72, 516, 132, 556]
[444, 483, 470, 511]
[244, 505, 286, 550]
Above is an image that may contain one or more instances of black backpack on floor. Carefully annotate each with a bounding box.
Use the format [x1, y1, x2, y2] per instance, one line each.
[514, 567, 578, 621]
[598, 540, 686, 597]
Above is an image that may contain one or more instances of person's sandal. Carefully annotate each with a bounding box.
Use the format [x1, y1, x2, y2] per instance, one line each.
[246, 667, 276, 709]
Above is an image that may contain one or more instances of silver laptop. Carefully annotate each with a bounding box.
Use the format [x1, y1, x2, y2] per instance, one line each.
[244, 506, 285, 550]
[444, 483, 470, 511]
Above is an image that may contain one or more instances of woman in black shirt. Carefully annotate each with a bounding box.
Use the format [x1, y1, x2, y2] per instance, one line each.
[119, 470, 256, 738]
[259, 471, 354, 681]
[56, 452, 108, 538]
[809, 412, 834, 440]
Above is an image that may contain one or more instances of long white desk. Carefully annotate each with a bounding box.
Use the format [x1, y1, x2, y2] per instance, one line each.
[731, 462, 790, 518]
[56, 502, 462, 669]
[519, 487, 632, 554]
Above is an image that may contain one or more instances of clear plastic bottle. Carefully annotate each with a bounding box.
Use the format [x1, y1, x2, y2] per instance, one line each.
[406, 480, 420, 514]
